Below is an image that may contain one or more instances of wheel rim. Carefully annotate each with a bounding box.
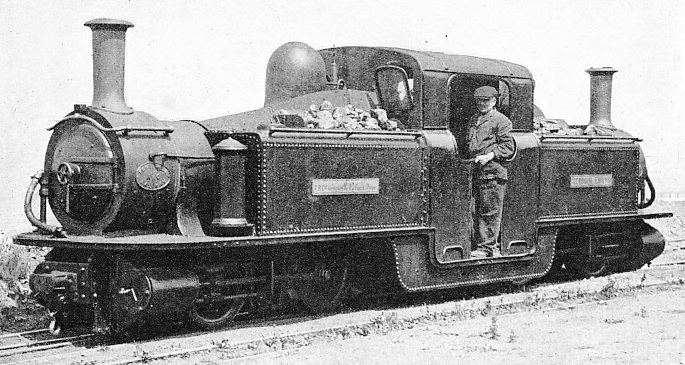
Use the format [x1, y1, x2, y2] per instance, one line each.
[189, 299, 245, 328]
[567, 258, 608, 278]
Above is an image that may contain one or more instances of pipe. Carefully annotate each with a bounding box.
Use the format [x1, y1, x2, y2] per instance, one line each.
[586, 67, 617, 130]
[39, 171, 48, 222]
[25, 170, 67, 237]
[84, 18, 134, 114]
[638, 174, 656, 209]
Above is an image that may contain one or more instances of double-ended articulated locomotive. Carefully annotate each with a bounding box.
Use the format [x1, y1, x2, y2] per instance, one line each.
[15, 19, 671, 335]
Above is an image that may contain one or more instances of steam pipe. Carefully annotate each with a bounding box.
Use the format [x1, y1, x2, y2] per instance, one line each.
[39, 171, 48, 222]
[84, 18, 134, 114]
[25, 170, 67, 238]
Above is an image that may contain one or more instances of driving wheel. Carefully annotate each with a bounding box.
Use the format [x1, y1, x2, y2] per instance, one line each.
[284, 252, 349, 314]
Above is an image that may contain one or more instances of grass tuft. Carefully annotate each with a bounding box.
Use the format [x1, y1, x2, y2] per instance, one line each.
[483, 316, 500, 340]
[598, 277, 617, 299]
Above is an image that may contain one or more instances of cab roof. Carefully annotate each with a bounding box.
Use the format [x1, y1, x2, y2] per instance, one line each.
[334, 46, 533, 79]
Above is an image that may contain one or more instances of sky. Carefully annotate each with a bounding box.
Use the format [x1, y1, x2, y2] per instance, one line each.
[1, 0, 683, 233]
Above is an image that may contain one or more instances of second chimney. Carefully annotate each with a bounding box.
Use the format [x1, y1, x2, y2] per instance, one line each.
[586, 67, 618, 130]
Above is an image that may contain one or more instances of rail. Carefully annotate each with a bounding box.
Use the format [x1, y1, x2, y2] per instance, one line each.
[0, 328, 93, 358]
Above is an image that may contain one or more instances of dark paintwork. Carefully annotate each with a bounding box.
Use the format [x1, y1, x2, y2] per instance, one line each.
[539, 140, 639, 218]
[501, 133, 540, 256]
[423, 128, 472, 264]
[45, 109, 214, 235]
[393, 229, 555, 291]
[257, 133, 425, 235]
[14, 227, 433, 250]
[24, 44, 668, 283]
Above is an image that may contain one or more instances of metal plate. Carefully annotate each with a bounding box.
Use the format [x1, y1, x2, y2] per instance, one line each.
[570, 174, 613, 188]
[136, 162, 171, 191]
[311, 178, 380, 196]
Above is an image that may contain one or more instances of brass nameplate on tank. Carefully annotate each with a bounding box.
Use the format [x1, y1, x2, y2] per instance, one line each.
[569, 174, 613, 188]
[312, 178, 380, 195]
[136, 162, 171, 191]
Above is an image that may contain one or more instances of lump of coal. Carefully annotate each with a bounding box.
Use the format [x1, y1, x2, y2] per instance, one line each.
[278, 100, 402, 131]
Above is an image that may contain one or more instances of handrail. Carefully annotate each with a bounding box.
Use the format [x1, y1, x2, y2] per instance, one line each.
[537, 134, 642, 142]
[48, 114, 174, 135]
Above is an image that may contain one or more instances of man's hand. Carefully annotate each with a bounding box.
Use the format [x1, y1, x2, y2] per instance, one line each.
[474, 152, 495, 166]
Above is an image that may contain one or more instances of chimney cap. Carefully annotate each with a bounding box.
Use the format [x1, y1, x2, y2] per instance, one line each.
[585, 67, 617, 75]
[84, 18, 134, 30]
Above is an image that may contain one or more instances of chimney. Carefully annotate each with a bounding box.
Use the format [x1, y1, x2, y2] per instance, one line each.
[84, 19, 134, 114]
[586, 67, 617, 130]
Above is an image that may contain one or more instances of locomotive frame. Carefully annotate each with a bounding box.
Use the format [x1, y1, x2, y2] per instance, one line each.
[14, 18, 670, 335]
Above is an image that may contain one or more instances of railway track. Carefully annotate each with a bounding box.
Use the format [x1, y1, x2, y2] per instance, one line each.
[2, 239, 684, 363]
[0, 329, 93, 360]
[651, 238, 685, 267]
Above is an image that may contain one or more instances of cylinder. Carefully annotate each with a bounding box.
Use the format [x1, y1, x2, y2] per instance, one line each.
[110, 261, 199, 332]
[586, 67, 617, 129]
[210, 138, 254, 236]
[84, 18, 134, 114]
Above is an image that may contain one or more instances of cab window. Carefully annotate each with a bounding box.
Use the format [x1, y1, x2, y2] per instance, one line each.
[376, 65, 413, 112]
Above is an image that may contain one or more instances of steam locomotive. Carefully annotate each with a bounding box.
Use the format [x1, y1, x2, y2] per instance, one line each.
[14, 18, 670, 335]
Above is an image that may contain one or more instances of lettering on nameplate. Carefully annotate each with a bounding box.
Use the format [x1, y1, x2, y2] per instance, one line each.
[569, 174, 613, 188]
[311, 178, 380, 195]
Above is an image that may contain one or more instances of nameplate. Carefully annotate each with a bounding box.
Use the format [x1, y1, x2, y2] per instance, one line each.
[570, 174, 613, 188]
[312, 178, 380, 195]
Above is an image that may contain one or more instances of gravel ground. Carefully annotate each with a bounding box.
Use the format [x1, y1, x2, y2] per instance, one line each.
[220, 284, 685, 365]
[0, 232, 50, 333]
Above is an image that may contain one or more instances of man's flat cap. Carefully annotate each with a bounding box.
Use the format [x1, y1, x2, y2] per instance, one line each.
[473, 86, 498, 99]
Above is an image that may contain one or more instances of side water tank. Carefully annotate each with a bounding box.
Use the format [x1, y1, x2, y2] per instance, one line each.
[264, 42, 327, 105]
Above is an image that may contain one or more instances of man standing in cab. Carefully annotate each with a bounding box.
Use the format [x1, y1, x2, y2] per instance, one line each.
[468, 86, 515, 259]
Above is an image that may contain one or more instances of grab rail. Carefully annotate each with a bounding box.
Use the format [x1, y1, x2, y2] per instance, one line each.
[48, 114, 174, 136]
